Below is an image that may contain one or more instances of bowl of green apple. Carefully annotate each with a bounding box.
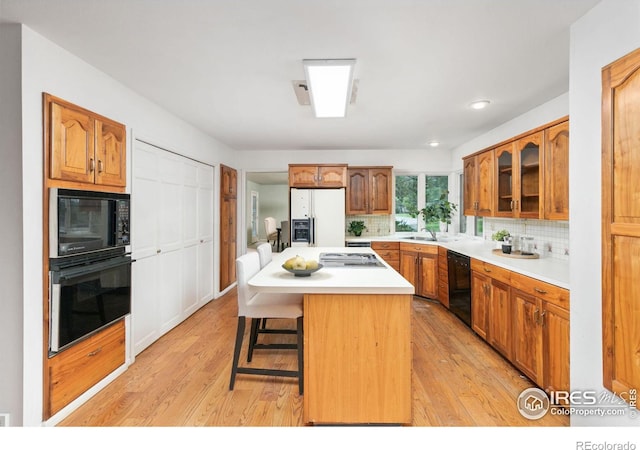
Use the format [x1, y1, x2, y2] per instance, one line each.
[282, 255, 323, 277]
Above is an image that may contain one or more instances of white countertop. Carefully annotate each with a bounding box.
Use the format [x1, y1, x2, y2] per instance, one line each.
[346, 234, 570, 290]
[248, 246, 415, 295]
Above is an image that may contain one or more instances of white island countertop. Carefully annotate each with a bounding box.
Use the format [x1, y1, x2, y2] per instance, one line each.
[249, 246, 415, 295]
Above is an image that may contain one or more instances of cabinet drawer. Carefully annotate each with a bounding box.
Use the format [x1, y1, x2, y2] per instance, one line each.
[470, 259, 511, 284]
[510, 272, 569, 309]
[372, 241, 399, 251]
[49, 320, 125, 416]
[400, 242, 438, 254]
[375, 249, 399, 261]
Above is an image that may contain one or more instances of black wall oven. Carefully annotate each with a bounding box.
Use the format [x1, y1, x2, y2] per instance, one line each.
[48, 188, 132, 355]
[49, 253, 131, 353]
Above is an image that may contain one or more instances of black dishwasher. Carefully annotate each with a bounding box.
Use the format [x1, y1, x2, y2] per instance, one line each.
[447, 250, 471, 327]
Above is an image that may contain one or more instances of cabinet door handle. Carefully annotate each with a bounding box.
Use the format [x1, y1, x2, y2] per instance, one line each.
[540, 310, 546, 327]
[510, 200, 514, 210]
[483, 267, 492, 273]
[534, 308, 540, 325]
[87, 347, 102, 357]
[90, 158, 95, 172]
[534, 287, 548, 295]
[97, 159, 104, 173]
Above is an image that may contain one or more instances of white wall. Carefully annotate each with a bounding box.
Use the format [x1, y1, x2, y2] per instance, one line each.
[0, 23, 24, 427]
[15, 24, 237, 426]
[235, 147, 454, 174]
[569, 0, 640, 426]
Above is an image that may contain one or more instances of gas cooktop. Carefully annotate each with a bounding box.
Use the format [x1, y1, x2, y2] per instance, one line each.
[319, 252, 385, 267]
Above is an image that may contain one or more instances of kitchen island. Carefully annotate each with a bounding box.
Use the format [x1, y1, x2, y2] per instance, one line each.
[249, 246, 414, 425]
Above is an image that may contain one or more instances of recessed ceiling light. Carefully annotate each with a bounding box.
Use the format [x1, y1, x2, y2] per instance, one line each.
[469, 100, 490, 110]
[429, 141, 440, 147]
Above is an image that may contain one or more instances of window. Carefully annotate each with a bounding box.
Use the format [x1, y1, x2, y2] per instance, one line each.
[394, 174, 449, 233]
[395, 175, 418, 231]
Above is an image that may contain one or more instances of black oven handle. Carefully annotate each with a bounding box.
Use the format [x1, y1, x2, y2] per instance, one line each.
[53, 256, 132, 282]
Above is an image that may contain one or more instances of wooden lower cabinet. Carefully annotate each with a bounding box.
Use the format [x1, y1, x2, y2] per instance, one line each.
[48, 320, 125, 417]
[512, 289, 544, 384]
[488, 279, 512, 360]
[437, 246, 449, 308]
[471, 271, 489, 340]
[303, 293, 412, 424]
[471, 258, 569, 395]
[542, 302, 570, 394]
[371, 241, 399, 271]
[399, 243, 438, 299]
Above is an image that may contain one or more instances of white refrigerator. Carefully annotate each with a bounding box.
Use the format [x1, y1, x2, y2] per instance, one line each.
[290, 188, 346, 247]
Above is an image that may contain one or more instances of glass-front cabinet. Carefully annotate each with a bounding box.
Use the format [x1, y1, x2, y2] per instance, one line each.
[516, 132, 542, 218]
[494, 132, 542, 219]
[495, 143, 515, 217]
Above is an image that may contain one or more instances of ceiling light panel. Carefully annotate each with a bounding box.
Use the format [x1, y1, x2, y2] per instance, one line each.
[303, 59, 356, 118]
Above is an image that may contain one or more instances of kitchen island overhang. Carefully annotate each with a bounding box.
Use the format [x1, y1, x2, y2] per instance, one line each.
[249, 246, 414, 425]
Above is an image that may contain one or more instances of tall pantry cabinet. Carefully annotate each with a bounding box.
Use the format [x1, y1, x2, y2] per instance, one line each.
[220, 164, 237, 291]
[602, 47, 640, 404]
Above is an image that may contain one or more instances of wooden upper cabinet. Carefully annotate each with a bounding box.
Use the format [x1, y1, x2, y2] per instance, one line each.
[346, 166, 392, 215]
[463, 117, 568, 221]
[463, 151, 494, 216]
[602, 47, 640, 403]
[494, 131, 543, 219]
[46, 94, 126, 188]
[289, 164, 347, 188]
[514, 131, 542, 219]
[544, 121, 569, 220]
[94, 118, 126, 187]
[495, 142, 516, 217]
[463, 156, 477, 216]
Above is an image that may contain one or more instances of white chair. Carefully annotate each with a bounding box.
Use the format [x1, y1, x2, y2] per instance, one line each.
[264, 217, 278, 249]
[256, 242, 273, 268]
[229, 252, 303, 394]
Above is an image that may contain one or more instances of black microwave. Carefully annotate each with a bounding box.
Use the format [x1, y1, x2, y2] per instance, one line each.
[49, 188, 131, 258]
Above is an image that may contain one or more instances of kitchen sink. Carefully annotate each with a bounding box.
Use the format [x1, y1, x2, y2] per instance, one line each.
[405, 236, 436, 241]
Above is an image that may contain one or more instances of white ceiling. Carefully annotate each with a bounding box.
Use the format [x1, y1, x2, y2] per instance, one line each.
[1, 0, 598, 152]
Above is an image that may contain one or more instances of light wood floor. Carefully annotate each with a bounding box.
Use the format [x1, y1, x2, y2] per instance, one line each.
[59, 290, 568, 427]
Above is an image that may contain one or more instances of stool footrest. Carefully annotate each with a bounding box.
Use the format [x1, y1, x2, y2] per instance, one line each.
[236, 367, 299, 378]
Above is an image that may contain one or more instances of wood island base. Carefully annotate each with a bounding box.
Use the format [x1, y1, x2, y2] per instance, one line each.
[303, 293, 412, 425]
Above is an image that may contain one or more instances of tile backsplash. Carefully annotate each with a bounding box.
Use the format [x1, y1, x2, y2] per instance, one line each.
[482, 218, 569, 261]
[345, 215, 393, 237]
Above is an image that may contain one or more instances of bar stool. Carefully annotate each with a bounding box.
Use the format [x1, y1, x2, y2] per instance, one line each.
[229, 252, 303, 394]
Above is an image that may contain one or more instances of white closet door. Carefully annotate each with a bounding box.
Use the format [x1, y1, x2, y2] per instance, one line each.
[132, 143, 159, 260]
[132, 255, 159, 355]
[198, 239, 214, 305]
[197, 163, 214, 304]
[158, 152, 183, 253]
[132, 139, 215, 356]
[182, 244, 199, 317]
[158, 247, 182, 335]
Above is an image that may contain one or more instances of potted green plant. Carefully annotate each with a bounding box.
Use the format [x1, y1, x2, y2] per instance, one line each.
[491, 229, 511, 249]
[491, 229, 511, 242]
[418, 193, 458, 240]
[347, 220, 367, 237]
